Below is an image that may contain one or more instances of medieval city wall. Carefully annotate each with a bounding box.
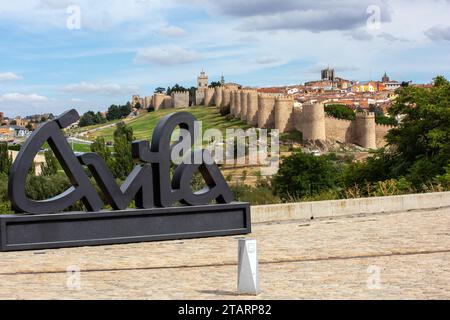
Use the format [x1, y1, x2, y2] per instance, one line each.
[172, 91, 190, 109]
[274, 96, 295, 133]
[324, 116, 354, 143]
[153, 94, 168, 111]
[221, 88, 231, 115]
[195, 90, 205, 106]
[354, 112, 377, 149]
[240, 91, 248, 121]
[214, 86, 223, 107]
[204, 88, 215, 106]
[234, 91, 241, 118]
[375, 123, 394, 148]
[246, 90, 259, 126]
[191, 86, 393, 149]
[298, 103, 327, 141]
[163, 96, 173, 109]
[258, 94, 276, 129]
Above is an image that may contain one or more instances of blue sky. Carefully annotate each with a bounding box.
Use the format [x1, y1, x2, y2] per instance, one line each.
[1, 0, 450, 116]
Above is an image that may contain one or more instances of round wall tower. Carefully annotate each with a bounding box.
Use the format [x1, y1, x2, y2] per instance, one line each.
[221, 88, 231, 114]
[246, 90, 259, 126]
[355, 112, 377, 149]
[234, 91, 241, 118]
[153, 93, 166, 111]
[204, 88, 214, 106]
[240, 91, 248, 122]
[230, 90, 236, 115]
[275, 96, 295, 133]
[300, 103, 326, 141]
[214, 86, 223, 107]
[257, 94, 276, 129]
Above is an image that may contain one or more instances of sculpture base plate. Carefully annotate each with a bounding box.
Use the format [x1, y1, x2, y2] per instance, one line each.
[0, 203, 251, 252]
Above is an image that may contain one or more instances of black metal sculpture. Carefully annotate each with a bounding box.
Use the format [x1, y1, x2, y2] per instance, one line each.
[1, 109, 250, 252]
[8, 109, 104, 214]
[8, 110, 234, 214]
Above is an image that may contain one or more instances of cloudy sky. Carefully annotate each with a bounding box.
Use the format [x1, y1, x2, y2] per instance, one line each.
[1, 0, 450, 116]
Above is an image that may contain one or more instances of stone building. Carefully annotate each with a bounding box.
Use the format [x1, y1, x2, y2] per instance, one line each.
[321, 67, 335, 81]
[195, 70, 209, 105]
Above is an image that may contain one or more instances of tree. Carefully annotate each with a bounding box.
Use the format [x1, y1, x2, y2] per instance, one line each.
[112, 122, 134, 180]
[375, 115, 398, 126]
[90, 137, 114, 169]
[324, 104, 356, 120]
[120, 103, 132, 116]
[0, 143, 12, 175]
[384, 76, 450, 185]
[78, 110, 106, 127]
[79, 111, 96, 127]
[106, 104, 132, 121]
[273, 150, 341, 200]
[167, 84, 188, 95]
[209, 81, 222, 88]
[106, 105, 120, 121]
[40, 149, 59, 176]
[343, 76, 450, 189]
[154, 87, 166, 94]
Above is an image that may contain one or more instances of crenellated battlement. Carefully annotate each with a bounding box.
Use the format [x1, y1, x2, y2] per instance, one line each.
[356, 111, 376, 119]
[275, 95, 294, 101]
[375, 123, 395, 128]
[192, 81, 393, 149]
[171, 91, 189, 95]
[325, 115, 353, 123]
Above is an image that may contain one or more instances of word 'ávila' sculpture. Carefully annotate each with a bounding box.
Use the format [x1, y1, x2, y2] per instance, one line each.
[0, 110, 250, 252]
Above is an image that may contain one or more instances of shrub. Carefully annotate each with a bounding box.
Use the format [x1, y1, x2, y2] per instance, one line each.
[273, 150, 342, 200]
[231, 184, 282, 205]
[325, 104, 356, 121]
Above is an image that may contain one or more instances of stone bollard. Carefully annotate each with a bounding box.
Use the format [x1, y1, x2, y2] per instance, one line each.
[237, 238, 260, 295]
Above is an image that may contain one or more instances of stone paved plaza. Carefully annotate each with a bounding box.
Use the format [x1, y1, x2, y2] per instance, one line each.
[0, 207, 449, 300]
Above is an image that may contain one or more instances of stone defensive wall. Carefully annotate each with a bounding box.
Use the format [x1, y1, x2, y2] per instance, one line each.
[171, 91, 190, 109]
[233, 90, 241, 118]
[274, 95, 295, 133]
[251, 191, 450, 223]
[148, 91, 191, 110]
[324, 116, 354, 144]
[375, 123, 393, 147]
[257, 94, 276, 129]
[196, 86, 394, 149]
[246, 90, 259, 126]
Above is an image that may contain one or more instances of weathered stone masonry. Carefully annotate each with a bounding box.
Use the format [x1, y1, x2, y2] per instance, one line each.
[197, 86, 393, 148]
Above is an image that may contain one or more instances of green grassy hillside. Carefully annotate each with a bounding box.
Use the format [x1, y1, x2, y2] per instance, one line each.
[85, 106, 252, 142]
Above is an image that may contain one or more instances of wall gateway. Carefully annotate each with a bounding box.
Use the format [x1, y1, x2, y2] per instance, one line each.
[0, 110, 251, 252]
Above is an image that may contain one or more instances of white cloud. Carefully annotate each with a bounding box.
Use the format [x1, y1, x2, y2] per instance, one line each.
[378, 32, 409, 42]
[347, 29, 374, 41]
[0, 93, 48, 103]
[135, 46, 202, 65]
[159, 25, 187, 37]
[0, 72, 22, 82]
[63, 82, 138, 95]
[425, 25, 450, 41]
[255, 57, 280, 64]
[191, 0, 391, 32]
[0, 0, 171, 32]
